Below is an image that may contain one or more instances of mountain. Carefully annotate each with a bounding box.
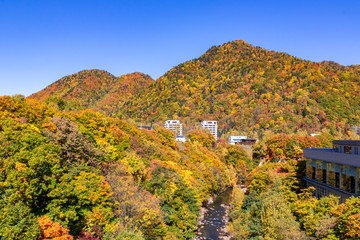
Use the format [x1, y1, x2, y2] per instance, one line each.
[94, 72, 154, 115]
[29, 69, 154, 115]
[119, 40, 360, 137]
[30, 40, 360, 138]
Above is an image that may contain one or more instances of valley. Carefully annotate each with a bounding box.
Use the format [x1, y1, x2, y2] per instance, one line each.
[2, 39, 360, 239]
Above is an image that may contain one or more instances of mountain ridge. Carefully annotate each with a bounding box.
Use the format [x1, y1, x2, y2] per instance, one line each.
[30, 40, 360, 137]
[29, 69, 154, 115]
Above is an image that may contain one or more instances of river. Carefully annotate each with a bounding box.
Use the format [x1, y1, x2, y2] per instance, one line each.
[193, 188, 233, 240]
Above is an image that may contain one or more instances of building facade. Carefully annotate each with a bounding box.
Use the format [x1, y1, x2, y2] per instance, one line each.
[176, 135, 186, 142]
[164, 120, 182, 136]
[303, 140, 360, 202]
[201, 121, 217, 140]
[229, 135, 248, 145]
[137, 125, 155, 130]
[353, 125, 360, 135]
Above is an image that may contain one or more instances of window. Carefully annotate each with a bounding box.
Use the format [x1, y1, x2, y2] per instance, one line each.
[306, 160, 316, 180]
[316, 160, 323, 182]
[327, 162, 336, 187]
[322, 162, 327, 184]
[312, 161, 316, 180]
[350, 167, 356, 194]
[307, 160, 313, 179]
[341, 165, 356, 193]
[344, 146, 352, 154]
[357, 168, 360, 194]
[341, 165, 348, 191]
[335, 164, 340, 188]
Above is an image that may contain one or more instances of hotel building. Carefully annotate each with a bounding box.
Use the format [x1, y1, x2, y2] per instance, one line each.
[164, 120, 183, 136]
[201, 121, 218, 140]
[304, 140, 360, 202]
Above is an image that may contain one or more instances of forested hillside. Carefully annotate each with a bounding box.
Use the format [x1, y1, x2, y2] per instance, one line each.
[228, 133, 360, 239]
[31, 40, 360, 138]
[30, 70, 154, 115]
[120, 40, 360, 137]
[0, 95, 240, 239]
[4, 96, 360, 239]
[7, 39, 360, 239]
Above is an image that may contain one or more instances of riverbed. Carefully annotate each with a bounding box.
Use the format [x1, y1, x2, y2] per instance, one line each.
[193, 189, 233, 240]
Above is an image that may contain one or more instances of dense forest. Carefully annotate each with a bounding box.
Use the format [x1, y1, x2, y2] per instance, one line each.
[31, 40, 360, 138]
[121, 40, 360, 137]
[228, 133, 360, 239]
[30, 70, 154, 116]
[0, 95, 243, 239]
[2, 96, 360, 239]
[6, 40, 360, 239]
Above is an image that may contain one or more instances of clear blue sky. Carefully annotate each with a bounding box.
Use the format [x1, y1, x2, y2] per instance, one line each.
[1, 0, 359, 96]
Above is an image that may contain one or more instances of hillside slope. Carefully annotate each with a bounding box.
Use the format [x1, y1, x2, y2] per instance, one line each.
[119, 40, 360, 136]
[30, 69, 154, 115]
[0, 95, 236, 239]
[30, 40, 360, 137]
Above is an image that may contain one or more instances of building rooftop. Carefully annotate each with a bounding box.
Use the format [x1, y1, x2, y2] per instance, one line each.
[333, 140, 360, 146]
[137, 126, 154, 130]
[304, 148, 360, 168]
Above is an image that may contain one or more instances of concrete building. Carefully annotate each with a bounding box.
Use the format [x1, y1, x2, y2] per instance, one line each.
[164, 120, 182, 136]
[176, 135, 186, 142]
[353, 125, 360, 135]
[229, 135, 257, 146]
[303, 140, 360, 202]
[229, 135, 248, 145]
[137, 125, 155, 130]
[201, 121, 217, 140]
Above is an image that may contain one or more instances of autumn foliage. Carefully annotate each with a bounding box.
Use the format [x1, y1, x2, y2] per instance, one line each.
[5, 39, 360, 239]
[30, 40, 360, 140]
[29, 70, 154, 116]
[38, 215, 73, 240]
[0, 96, 236, 239]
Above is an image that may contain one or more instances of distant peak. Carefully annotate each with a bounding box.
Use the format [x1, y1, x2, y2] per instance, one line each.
[75, 69, 114, 75]
[121, 72, 153, 78]
[217, 40, 253, 49]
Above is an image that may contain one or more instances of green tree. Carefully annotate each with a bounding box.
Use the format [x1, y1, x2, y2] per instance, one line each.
[0, 200, 40, 240]
[145, 168, 200, 239]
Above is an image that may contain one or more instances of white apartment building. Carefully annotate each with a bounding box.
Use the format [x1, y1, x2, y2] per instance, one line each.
[201, 121, 218, 140]
[164, 120, 183, 136]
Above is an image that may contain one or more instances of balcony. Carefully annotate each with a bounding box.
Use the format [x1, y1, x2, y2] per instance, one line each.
[304, 177, 356, 197]
[304, 148, 360, 168]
